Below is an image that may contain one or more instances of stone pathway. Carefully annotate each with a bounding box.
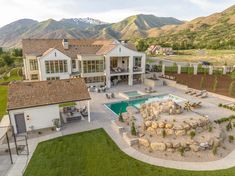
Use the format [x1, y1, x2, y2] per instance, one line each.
[5, 84, 235, 175]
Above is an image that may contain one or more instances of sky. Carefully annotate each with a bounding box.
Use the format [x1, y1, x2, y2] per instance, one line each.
[0, 0, 234, 27]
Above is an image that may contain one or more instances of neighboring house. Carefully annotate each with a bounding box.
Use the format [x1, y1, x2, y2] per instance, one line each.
[147, 45, 173, 55]
[22, 39, 146, 88]
[7, 78, 91, 134]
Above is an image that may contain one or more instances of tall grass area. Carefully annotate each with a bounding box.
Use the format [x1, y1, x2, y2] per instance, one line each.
[0, 67, 22, 83]
[0, 86, 8, 118]
[24, 129, 235, 176]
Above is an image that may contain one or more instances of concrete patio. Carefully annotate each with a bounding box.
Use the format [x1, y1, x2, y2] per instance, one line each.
[5, 84, 235, 176]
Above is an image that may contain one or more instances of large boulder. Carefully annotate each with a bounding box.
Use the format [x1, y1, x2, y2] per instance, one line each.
[165, 129, 174, 135]
[158, 122, 165, 128]
[175, 130, 186, 136]
[145, 121, 152, 127]
[166, 142, 173, 148]
[151, 142, 166, 151]
[173, 142, 181, 148]
[190, 144, 200, 152]
[147, 127, 156, 135]
[139, 138, 150, 147]
[151, 121, 158, 129]
[165, 123, 173, 129]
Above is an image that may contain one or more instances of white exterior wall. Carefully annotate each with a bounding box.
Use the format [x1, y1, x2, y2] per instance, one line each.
[23, 55, 40, 81]
[9, 105, 60, 133]
[38, 49, 72, 80]
[105, 44, 146, 87]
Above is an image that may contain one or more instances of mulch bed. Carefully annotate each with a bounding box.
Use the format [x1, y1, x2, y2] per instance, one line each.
[165, 72, 235, 98]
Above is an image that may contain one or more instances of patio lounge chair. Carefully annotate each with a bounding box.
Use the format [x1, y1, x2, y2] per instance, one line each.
[185, 88, 193, 94]
[200, 92, 208, 98]
[191, 102, 202, 108]
[189, 90, 197, 95]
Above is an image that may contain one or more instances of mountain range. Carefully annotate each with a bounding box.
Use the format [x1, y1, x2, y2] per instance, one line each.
[0, 4, 235, 49]
[0, 15, 182, 48]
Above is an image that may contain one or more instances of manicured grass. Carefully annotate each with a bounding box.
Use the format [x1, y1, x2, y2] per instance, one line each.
[0, 68, 22, 83]
[0, 86, 8, 118]
[24, 128, 235, 176]
[157, 49, 235, 66]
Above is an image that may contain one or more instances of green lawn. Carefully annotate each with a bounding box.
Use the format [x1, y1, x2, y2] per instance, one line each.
[24, 128, 235, 176]
[0, 67, 22, 83]
[0, 86, 8, 118]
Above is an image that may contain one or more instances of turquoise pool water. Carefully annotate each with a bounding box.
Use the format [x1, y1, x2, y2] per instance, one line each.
[105, 94, 185, 115]
[124, 91, 142, 97]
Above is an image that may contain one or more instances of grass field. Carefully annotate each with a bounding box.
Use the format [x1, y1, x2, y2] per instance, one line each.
[0, 67, 22, 119]
[157, 49, 235, 66]
[24, 128, 235, 176]
[0, 67, 22, 83]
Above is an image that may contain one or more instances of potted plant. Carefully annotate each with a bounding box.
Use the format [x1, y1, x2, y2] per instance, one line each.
[53, 119, 61, 131]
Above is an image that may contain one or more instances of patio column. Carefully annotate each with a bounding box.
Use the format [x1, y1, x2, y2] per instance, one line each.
[223, 66, 227, 75]
[209, 66, 213, 75]
[162, 64, 165, 75]
[193, 64, 198, 75]
[105, 56, 111, 88]
[128, 56, 134, 86]
[87, 100, 91, 122]
[177, 64, 181, 74]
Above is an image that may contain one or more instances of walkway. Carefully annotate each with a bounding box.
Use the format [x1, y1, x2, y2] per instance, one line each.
[5, 84, 235, 175]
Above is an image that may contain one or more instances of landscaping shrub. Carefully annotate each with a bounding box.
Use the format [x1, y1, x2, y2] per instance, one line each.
[131, 122, 137, 136]
[226, 120, 233, 131]
[212, 145, 217, 155]
[228, 135, 234, 143]
[208, 126, 213, 132]
[213, 76, 218, 92]
[162, 129, 166, 138]
[214, 115, 235, 124]
[228, 81, 235, 96]
[189, 131, 196, 139]
[178, 147, 185, 157]
[200, 76, 205, 90]
[119, 113, 124, 122]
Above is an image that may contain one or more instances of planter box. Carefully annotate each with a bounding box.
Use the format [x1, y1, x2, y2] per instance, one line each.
[122, 132, 139, 146]
[144, 78, 163, 87]
[111, 120, 125, 135]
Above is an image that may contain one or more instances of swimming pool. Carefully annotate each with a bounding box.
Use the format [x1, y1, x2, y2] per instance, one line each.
[105, 94, 186, 115]
[119, 90, 145, 99]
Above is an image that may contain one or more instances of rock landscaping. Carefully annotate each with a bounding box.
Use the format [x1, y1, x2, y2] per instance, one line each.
[113, 99, 235, 161]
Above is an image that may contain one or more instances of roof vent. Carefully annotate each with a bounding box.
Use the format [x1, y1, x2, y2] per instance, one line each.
[62, 39, 69, 50]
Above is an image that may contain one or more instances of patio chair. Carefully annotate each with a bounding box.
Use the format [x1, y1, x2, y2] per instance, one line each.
[111, 92, 115, 98]
[106, 94, 111, 99]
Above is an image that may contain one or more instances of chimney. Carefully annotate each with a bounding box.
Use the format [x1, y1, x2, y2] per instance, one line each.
[62, 39, 69, 50]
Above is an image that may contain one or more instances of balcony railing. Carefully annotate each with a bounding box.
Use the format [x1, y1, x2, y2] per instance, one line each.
[110, 67, 129, 74]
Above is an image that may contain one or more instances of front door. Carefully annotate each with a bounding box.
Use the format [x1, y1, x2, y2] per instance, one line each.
[14, 114, 26, 134]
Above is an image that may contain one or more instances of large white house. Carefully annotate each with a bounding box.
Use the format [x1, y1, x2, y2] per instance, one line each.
[22, 39, 146, 88]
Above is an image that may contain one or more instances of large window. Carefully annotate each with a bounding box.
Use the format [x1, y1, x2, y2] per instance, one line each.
[72, 60, 76, 69]
[29, 60, 38, 71]
[46, 77, 60, 80]
[45, 60, 68, 74]
[134, 57, 142, 67]
[84, 76, 105, 83]
[31, 74, 38, 80]
[83, 60, 104, 73]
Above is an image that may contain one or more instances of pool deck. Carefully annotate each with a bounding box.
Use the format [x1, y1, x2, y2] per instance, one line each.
[5, 84, 235, 175]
